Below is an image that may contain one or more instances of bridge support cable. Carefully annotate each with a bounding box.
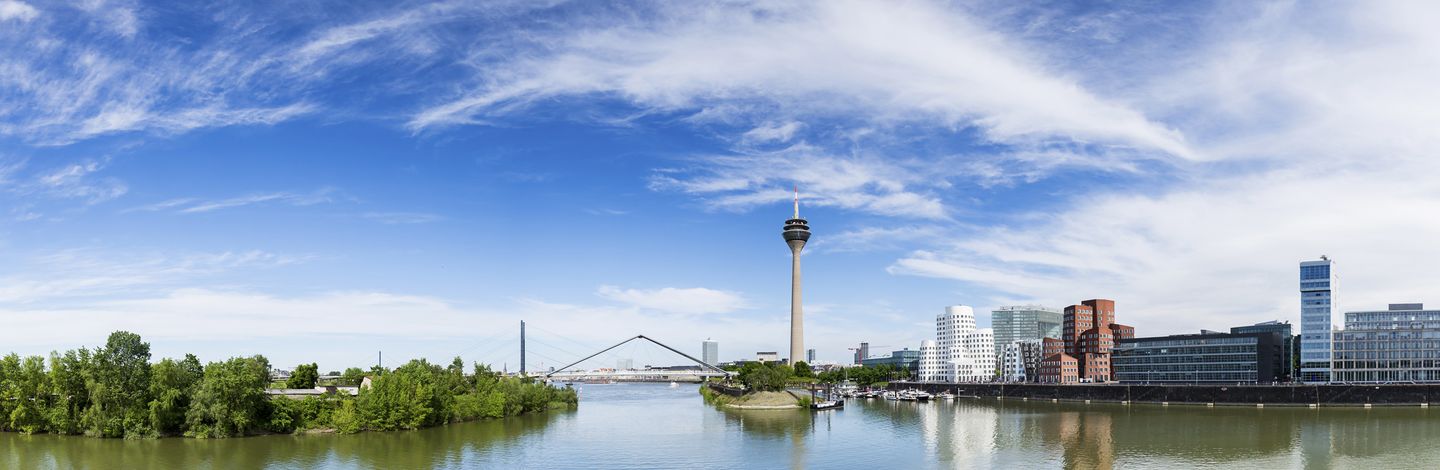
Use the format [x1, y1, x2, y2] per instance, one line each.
[544, 334, 731, 378]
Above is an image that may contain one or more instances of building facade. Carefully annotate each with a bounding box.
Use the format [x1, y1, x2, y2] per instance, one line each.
[702, 339, 719, 366]
[1230, 321, 1294, 382]
[1000, 339, 1044, 383]
[756, 351, 779, 363]
[920, 305, 997, 383]
[919, 340, 942, 381]
[1037, 337, 1078, 384]
[854, 342, 870, 365]
[1038, 299, 1132, 383]
[862, 349, 922, 374]
[807, 348, 816, 363]
[993, 305, 1063, 347]
[1112, 331, 1285, 384]
[1333, 303, 1440, 383]
[1299, 257, 1338, 383]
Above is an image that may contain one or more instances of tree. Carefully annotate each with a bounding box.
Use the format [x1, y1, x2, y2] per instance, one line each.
[85, 331, 153, 438]
[793, 361, 814, 378]
[286, 363, 319, 389]
[148, 354, 203, 435]
[47, 349, 91, 434]
[339, 367, 367, 386]
[738, 362, 793, 392]
[185, 355, 272, 438]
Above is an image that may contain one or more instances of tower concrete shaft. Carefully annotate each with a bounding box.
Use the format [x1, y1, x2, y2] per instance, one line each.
[788, 238, 805, 364]
[782, 188, 811, 365]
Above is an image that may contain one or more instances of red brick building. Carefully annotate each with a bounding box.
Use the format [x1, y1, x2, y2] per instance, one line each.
[1039, 299, 1133, 383]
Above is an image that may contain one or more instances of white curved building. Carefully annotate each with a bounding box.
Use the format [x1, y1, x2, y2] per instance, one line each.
[921, 305, 998, 383]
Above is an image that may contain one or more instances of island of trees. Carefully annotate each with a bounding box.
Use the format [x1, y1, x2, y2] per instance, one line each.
[701, 361, 911, 408]
[0, 331, 578, 438]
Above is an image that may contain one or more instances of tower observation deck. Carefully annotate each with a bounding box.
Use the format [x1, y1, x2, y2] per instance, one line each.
[783, 188, 810, 364]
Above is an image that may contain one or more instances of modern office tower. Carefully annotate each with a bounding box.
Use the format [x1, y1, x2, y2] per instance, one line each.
[1333, 303, 1440, 382]
[702, 338, 719, 366]
[1299, 257, 1338, 383]
[806, 349, 816, 363]
[1112, 330, 1286, 383]
[854, 342, 870, 364]
[1044, 299, 1132, 383]
[932, 305, 997, 383]
[993, 305, 1063, 346]
[782, 188, 811, 365]
[1231, 321, 1294, 382]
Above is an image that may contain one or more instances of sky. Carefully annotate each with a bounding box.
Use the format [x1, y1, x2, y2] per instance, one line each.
[5, 0, 1440, 372]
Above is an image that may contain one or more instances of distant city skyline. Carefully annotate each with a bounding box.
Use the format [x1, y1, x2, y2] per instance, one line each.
[5, 1, 1440, 371]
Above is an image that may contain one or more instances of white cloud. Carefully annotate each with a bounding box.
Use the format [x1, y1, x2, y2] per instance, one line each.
[0, 248, 309, 304]
[0, 0, 38, 22]
[123, 188, 341, 214]
[596, 285, 748, 315]
[409, 1, 1191, 163]
[650, 145, 949, 219]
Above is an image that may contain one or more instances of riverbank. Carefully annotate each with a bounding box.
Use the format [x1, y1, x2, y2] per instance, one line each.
[889, 382, 1440, 407]
[699, 383, 810, 409]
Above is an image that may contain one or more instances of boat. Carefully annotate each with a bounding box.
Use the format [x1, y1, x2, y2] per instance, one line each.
[812, 399, 844, 410]
[669, 381, 678, 388]
[936, 391, 956, 400]
[912, 390, 932, 402]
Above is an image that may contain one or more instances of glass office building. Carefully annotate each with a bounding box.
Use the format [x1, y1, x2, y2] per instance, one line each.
[1112, 331, 1285, 384]
[1333, 303, 1440, 383]
[993, 305, 1063, 347]
[1299, 258, 1338, 383]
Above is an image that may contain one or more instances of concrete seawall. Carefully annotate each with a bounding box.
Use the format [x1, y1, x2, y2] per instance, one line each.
[888, 382, 1440, 407]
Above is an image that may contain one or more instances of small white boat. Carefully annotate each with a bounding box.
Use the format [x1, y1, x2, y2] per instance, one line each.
[812, 399, 844, 411]
[669, 381, 678, 388]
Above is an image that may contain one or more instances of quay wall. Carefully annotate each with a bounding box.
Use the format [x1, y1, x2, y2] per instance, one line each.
[887, 382, 1440, 406]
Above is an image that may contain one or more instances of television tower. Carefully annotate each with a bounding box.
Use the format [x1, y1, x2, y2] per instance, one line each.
[783, 186, 811, 364]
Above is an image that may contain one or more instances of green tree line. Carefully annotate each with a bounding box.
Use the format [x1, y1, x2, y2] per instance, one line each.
[0, 331, 577, 438]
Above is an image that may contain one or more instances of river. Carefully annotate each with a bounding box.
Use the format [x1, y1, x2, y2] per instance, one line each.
[3, 382, 1438, 469]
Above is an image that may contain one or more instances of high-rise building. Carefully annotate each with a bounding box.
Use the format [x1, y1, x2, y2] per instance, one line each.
[1299, 257, 1338, 383]
[920, 305, 996, 383]
[854, 342, 870, 364]
[1333, 303, 1440, 382]
[782, 188, 811, 364]
[1231, 321, 1294, 382]
[806, 348, 816, 363]
[702, 338, 719, 366]
[993, 305, 1063, 346]
[1040, 299, 1132, 383]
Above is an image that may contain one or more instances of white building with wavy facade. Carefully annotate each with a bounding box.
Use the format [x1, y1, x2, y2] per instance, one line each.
[919, 305, 997, 383]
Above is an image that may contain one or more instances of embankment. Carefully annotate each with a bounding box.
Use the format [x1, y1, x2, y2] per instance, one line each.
[889, 382, 1440, 407]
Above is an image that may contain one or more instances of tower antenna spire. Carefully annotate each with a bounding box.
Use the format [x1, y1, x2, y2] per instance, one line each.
[793, 185, 799, 219]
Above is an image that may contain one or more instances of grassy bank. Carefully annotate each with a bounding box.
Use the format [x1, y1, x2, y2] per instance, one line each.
[700, 384, 810, 409]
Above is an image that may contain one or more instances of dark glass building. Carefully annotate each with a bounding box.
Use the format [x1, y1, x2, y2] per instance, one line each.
[1112, 331, 1286, 384]
[1230, 320, 1295, 382]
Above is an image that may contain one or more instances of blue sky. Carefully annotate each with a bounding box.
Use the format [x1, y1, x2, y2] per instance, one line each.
[6, 0, 1440, 372]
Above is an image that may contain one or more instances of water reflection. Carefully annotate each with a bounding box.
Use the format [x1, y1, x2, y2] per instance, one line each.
[5, 385, 1440, 469]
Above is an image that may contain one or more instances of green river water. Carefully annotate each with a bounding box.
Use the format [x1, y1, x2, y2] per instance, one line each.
[3, 382, 1438, 469]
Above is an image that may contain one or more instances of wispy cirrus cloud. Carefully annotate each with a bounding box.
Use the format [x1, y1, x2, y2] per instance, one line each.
[649, 145, 949, 219]
[125, 188, 342, 214]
